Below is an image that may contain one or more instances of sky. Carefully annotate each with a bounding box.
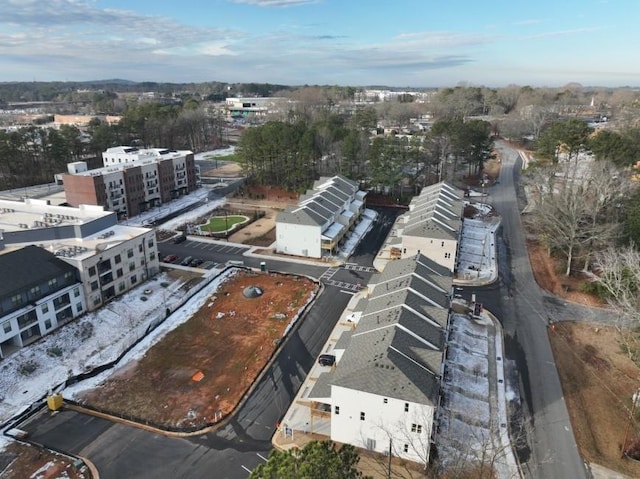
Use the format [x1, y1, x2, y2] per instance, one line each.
[1, 0, 638, 88]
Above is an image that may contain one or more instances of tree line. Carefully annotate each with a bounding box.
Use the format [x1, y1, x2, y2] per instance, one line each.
[236, 114, 494, 195]
[0, 101, 226, 189]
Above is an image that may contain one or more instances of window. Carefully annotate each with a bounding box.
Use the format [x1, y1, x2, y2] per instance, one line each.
[139, 243, 144, 253]
[127, 248, 134, 258]
[441, 241, 445, 247]
[360, 412, 365, 421]
[64, 271, 73, 280]
[44, 319, 52, 329]
[116, 268, 123, 278]
[90, 281, 99, 291]
[150, 252, 156, 261]
[411, 424, 422, 434]
[76, 303, 83, 312]
[403, 444, 409, 453]
[30, 285, 41, 296]
[404, 403, 409, 412]
[93, 296, 101, 306]
[383, 398, 388, 404]
[48, 278, 58, 288]
[74, 287, 80, 297]
[89, 266, 97, 276]
[41, 303, 49, 314]
[119, 282, 126, 292]
[2, 321, 11, 334]
[366, 438, 376, 451]
[114, 254, 122, 264]
[129, 262, 135, 272]
[148, 239, 154, 248]
[335, 405, 340, 415]
[11, 294, 23, 307]
[131, 275, 137, 285]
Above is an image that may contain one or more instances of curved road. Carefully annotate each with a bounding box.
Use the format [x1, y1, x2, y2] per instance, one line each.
[476, 140, 588, 479]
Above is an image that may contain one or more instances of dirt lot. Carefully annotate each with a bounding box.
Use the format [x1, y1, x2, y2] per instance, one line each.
[528, 242, 640, 475]
[0, 441, 88, 479]
[78, 270, 317, 430]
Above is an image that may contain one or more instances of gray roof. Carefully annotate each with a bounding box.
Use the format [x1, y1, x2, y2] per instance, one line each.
[308, 371, 334, 400]
[277, 175, 362, 227]
[0, 245, 77, 300]
[335, 329, 354, 349]
[402, 182, 464, 239]
[331, 325, 442, 405]
[329, 253, 450, 405]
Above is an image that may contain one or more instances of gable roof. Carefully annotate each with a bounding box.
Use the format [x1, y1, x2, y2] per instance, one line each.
[330, 253, 450, 405]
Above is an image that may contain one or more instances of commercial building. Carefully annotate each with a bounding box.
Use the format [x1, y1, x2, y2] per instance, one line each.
[275, 175, 368, 258]
[0, 198, 159, 312]
[61, 146, 199, 219]
[0, 246, 86, 359]
[307, 254, 452, 466]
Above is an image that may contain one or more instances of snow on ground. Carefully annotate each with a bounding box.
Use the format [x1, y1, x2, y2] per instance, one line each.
[157, 197, 226, 232]
[65, 268, 235, 397]
[125, 188, 212, 228]
[0, 271, 222, 426]
[337, 209, 378, 259]
[445, 391, 490, 424]
[446, 368, 489, 397]
[456, 216, 499, 283]
[195, 147, 236, 160]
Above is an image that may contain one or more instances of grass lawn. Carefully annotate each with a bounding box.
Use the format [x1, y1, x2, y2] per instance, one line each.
[203, 215, 248, 232]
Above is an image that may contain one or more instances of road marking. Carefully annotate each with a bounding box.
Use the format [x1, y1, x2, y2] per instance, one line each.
[241, 465, 252, 473]
[257, 453, 268, 462]
[340, 290, 356, 295]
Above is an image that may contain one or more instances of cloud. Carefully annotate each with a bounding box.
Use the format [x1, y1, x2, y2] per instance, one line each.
[230, 0, 319, 6]
[525, 27, 600, 39]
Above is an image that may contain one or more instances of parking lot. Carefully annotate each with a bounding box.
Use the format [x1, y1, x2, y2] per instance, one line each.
[159, 237, 250, 267]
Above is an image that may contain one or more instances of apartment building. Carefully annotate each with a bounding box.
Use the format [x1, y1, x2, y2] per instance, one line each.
[62, 146, 199, 219]
[0, 198, 159, 312]
[0, 246, 86, 359]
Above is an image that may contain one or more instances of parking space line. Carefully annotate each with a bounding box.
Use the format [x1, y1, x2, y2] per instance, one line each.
[256, 453, 268, 462]
[240, 465, 252, 473]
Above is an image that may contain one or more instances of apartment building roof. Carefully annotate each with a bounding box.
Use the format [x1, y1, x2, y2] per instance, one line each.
[0, 245, 77, 299]
[0, 199, 111, 233]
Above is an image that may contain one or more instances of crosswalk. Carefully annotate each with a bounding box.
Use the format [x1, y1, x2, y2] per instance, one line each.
[341, 263, 377, 273]
[324, 279, 364, 292]
[318, 267, 340, 281]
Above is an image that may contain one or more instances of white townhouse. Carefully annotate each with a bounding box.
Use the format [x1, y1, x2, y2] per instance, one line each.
[308, 254, 452, 467]
[276, 175, 367, 258]
[379, 182, 464, 272]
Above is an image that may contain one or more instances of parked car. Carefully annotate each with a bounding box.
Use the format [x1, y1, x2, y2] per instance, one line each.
[181, 256, 193, 266]
[162, 254, 178, 263]
[189, 258, 203, 267]
[173, 234, 187, 244]
[318, 354, 336, 367]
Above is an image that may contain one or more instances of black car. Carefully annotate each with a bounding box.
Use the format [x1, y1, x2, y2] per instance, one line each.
[173, 234, 187, 244]
[318, 354, 336, 367]
[181, 256, 193, 266]
[189, 258, 203, 267]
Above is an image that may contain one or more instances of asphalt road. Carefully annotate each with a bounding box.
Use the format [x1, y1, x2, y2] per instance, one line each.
[473, 141, 588, 479]
[18, 202, 413, 478]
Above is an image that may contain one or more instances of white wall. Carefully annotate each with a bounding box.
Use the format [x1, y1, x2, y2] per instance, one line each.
[276, 223, 321, 258]
[402, 236, 457, 272]
[330, 385, 434, 467]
